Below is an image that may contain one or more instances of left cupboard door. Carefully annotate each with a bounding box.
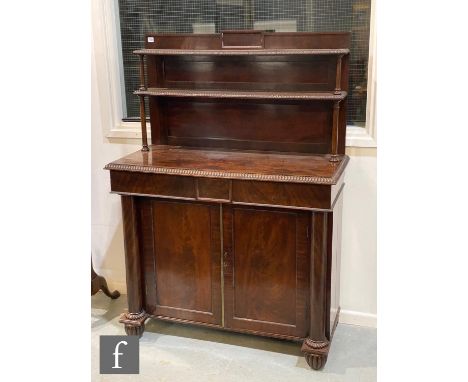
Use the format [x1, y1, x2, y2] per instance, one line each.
[138, 198, 222, 326]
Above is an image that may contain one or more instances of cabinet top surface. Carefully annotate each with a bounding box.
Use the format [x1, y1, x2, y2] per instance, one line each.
[105, 145, 349, 185]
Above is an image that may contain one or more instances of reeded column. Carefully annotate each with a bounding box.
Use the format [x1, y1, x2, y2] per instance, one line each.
[330, 101, 341, 162]
[138, 54, 149, 152]
[119, 196, 148, 337]
[334, 55, 343, 94]
[301, 212, 330, 370]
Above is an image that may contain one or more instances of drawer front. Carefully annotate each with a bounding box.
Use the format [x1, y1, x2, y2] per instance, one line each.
[110, 171, 332, 210]
[197, 178, 231, 202]
[232, 180, 331, 210]
[110, 171, 196, 199]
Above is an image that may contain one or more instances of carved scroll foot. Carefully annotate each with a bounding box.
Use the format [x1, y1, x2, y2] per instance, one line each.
[98, 276, 121, 299]
[91, 259, 120, 299]
[119, 310, 149, 338]
[301, 338, 330, 370]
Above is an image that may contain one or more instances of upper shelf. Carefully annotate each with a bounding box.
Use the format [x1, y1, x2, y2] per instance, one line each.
[134, 88, 347, 101]
[133, 48, 350, 56]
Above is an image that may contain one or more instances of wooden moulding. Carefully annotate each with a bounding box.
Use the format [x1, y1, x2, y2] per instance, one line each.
[105, 156, 349, 185]
[104, 145, 349, 185]
[108, 171, 346, 211]
[135, 88, 347, 101]
[134, 48, 350, 56]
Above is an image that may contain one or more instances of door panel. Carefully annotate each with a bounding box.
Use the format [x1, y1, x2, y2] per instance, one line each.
[140, 199, 222, 325]
[223, 205, 309, 338]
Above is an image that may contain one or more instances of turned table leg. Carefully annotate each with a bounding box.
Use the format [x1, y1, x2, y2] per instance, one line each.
[118, 196, 148, 337]
[91, 257, 120, 299]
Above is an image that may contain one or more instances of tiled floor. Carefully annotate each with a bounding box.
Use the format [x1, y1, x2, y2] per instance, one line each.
[92, 292, 376, 381]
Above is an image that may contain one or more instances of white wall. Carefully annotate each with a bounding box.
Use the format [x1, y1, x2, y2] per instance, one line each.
[340, 148, 377, 326]
[91, 3, 377, 328]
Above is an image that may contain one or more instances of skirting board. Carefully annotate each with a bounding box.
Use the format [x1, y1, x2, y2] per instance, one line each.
[339, 309, 377, 328]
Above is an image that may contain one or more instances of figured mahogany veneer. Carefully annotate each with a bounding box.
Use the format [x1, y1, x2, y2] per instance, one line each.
[106, 31, 350, 370]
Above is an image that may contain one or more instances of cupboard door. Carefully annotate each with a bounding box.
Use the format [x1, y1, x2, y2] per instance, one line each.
[141, 199, 222, 325]
[223, 205, 309, 338]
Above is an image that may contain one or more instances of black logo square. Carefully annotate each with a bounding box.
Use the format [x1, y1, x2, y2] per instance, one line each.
[100, 335, 139, 374]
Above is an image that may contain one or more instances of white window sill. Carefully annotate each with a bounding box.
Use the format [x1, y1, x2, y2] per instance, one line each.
[346, 125, 377, 147]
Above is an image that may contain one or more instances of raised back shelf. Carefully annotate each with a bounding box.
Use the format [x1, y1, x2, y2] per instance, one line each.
[143, 31, 350, 50]
[135, 31, 350, 157]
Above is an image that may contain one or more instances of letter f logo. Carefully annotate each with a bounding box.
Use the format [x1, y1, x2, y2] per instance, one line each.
[112, 340, 128, 369]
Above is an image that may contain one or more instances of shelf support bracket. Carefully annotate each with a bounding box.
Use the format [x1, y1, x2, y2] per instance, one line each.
[138, 54, 149, 151]
[139, 54, 146, 91]
[334, 54, 343, 95]
[330, 101, 341, 162]
[139, 95, 149, 152]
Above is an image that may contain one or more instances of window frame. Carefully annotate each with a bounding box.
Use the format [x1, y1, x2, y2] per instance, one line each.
[92, 0, 376, 147]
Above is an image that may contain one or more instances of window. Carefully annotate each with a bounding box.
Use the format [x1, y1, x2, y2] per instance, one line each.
[118, 0, 372, 128]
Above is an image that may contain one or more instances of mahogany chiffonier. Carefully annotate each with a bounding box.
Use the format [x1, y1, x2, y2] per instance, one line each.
[105, 31, 350, 370]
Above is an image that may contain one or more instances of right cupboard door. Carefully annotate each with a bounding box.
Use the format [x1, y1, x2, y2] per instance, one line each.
[222, 205, 310, 339]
